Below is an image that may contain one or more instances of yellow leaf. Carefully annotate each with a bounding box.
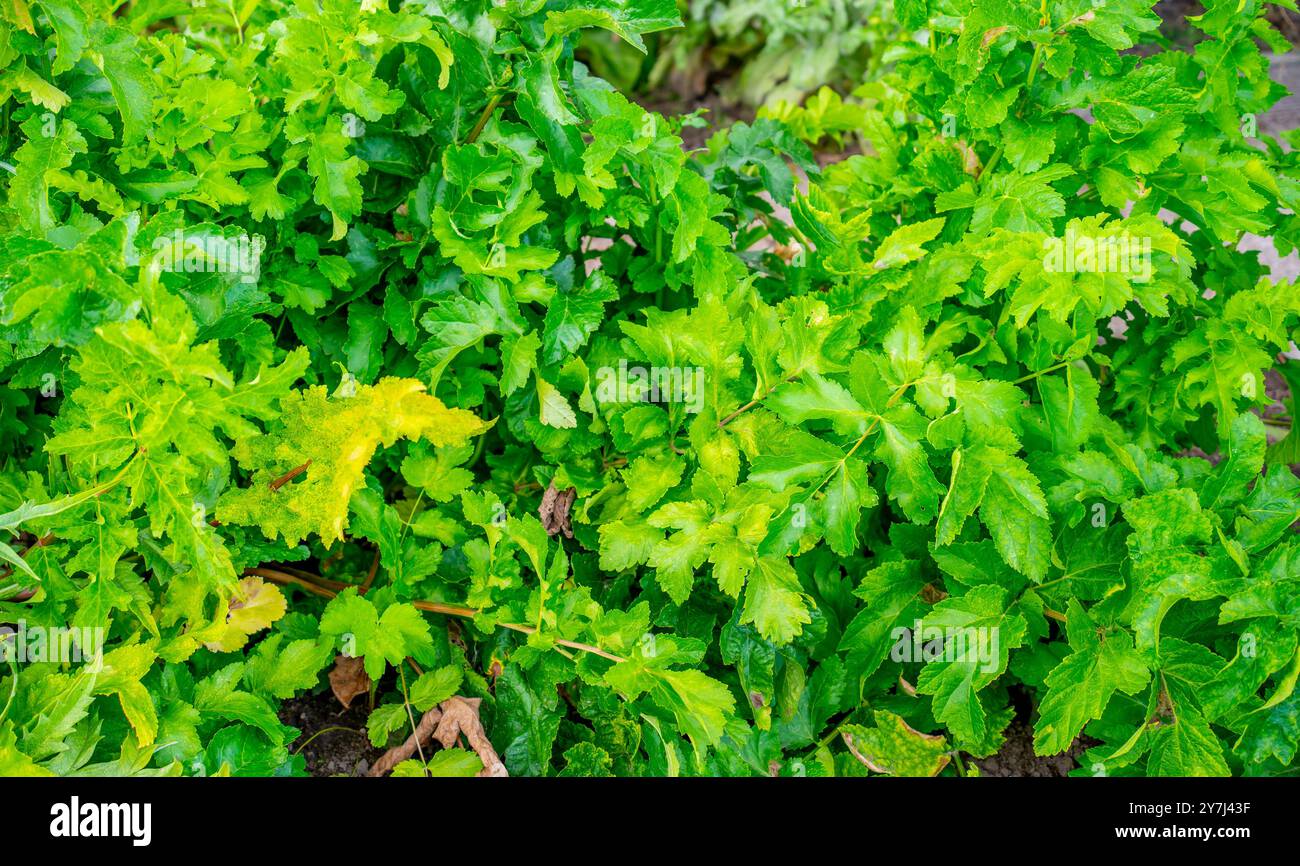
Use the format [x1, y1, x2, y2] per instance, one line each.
[204, 577, 287, 652]
[218, 377, 491, 545]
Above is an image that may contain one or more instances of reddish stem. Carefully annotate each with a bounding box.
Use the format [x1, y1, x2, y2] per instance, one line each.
[269, 460, 311, 491]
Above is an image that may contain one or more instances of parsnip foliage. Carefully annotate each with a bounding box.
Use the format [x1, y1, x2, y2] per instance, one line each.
[1, 0, 1299, 778]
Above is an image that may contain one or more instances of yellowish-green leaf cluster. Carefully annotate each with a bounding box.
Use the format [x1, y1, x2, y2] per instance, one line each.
[219, 379, 491, 545]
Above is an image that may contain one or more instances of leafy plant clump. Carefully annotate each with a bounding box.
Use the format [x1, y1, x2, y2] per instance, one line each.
[2, 0, 1300, 778]
[579, 0, 900, 110]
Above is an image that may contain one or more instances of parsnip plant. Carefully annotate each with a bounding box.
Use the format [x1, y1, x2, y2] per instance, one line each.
[1, 0, 1298, 778]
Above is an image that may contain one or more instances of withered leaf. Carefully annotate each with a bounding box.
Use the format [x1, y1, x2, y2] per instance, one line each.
[368, 696, 508, 778]
[539, 481, 577, 538]
[329, 654, 372, 710]
[368, 706, 442, 777]
[433, 696, 509, 777]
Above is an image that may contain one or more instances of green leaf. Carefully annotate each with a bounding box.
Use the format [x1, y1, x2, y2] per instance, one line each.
[1147, 703, 1230, 777]
[1034, 602, 1150, 755]
[420, 748, 484, 777]
[545, 1, 683, 53]
[410, 665, 463, 712]
[306, 124, 366, 241]
[841, 711, 951, 776]
[914, 585, 1026, 746]
[319, 591, 434, 680]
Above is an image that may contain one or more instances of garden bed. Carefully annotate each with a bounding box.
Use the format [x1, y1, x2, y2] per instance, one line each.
[2, 0, 1300, 782]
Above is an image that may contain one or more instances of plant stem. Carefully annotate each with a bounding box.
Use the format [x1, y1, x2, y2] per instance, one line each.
[269, 460, 311, 491]
[466, 94, 503, 144]
[292, 726, 363, 756]
[718, 373, 803, 427]
[251, 567, 627, 663]
[1013, 359, 1073, 385]
[357, 549, 380, 595]
[0, 658, 17, 726]
[398, 665, 428, 768]
[818, 720, 847, 749]
[978, 145, 1004, 190]
[250, 568, 336, 599]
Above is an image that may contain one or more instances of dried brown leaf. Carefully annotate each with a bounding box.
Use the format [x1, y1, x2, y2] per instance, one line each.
[368, 706, 442, 777]
[539, 481, 577, 539]
[367, 696, 508, 778]
[433, 696, 508, 777]
[328, 655, 371, 710]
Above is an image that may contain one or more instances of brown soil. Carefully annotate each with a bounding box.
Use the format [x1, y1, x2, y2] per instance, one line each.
[642, 89, 750, 151]
[280, 688, 383, 777]
[972, 720, 1095, 778]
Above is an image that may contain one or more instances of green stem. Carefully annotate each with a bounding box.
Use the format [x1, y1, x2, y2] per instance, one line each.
[1013, 359, 1073, 385]
[982, 24, 1045, 190]
[292, 726, 363, 756]
[980, 146, 1003, 186]
[1025, 42, 1043, 90]
[397, 489, 425, 548]
[766, 379, 918, 540]
[818, 715, 852, 748]
[0, 658, 17, 726]
[226, 0, 243, 44]
[468, 431, 488, 469]
[466, 94, 503, 145]
[398, 665, 428, 769]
